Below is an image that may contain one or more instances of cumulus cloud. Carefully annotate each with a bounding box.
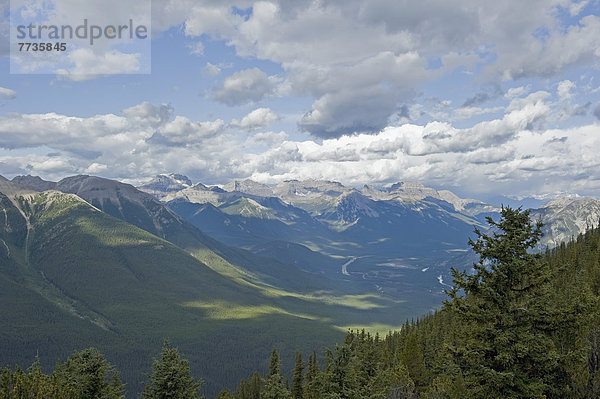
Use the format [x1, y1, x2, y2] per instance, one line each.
[557, 80, 576, 101]
[56, 49, 143, 81]
[1, 98, 599, 197]
[244, 131, 288, 146]
[150, 116, 225, 145]
[10, 0, 150, 78]
[159, 0, 600, 137]
[230, 108, 278, 130]
[489, 14, 600, 80]
[296, 51, 428, 137]
[214, 67, 276, 105]
[122, 102, 173, 127]
[0, 87, 16, 99]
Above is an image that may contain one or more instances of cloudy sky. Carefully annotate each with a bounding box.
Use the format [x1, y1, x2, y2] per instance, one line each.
[1, 0, 600, 199]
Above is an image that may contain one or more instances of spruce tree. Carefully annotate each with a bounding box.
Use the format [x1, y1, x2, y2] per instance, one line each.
[268, 348, 281, 377]
[445, 207, 560, 398]
[142, 340, 203, 399]
[400, 330, 429, 391]
[262, 348, 290, 399]
[53, 348, 124, 399]
[291, 351, 304, 399]
[303, 352, 322, 399]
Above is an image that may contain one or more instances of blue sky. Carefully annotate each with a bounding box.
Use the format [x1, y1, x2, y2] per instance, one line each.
[1, 0, 600, 200]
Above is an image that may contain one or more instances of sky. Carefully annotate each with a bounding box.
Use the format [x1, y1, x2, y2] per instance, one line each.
[1, 0, 600, 200]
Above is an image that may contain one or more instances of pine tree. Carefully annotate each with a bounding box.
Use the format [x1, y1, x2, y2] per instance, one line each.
[445, 207, 561, 398]
[142, 340, 203, 399]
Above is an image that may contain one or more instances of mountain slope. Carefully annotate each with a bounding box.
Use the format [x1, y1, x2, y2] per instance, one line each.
[51, 175, 339, 294]
[137, 173, 192, 200]
[3, 178, 402, 397]
[531, 197, 600, 249]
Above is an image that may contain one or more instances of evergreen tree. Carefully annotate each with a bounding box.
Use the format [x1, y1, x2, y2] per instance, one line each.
[26, 358, 52, 399]
[268, 348, 281, 377]
[322, 344, 357, 399]
[291, 351, 304, 399]
[399, 330, 429, 391]
[262, 348, 290, 399]
[53, 347, 124, 399]
[247, 372, 263, 399]
[303, 352, 322, 399]
[142, 340, 203, 399]
[216, 388, 233, 399]
[445, 207, 562, 398]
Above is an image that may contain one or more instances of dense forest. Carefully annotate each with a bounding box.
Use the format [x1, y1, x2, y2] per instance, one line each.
[216, 208, 600, 399]
[2, 207, 600, 398]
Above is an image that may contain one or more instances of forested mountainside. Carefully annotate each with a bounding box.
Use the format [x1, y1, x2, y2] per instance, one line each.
[3, 207, 599, 398]
[217, 208, 600, 399]
[0, 175, 408, 397]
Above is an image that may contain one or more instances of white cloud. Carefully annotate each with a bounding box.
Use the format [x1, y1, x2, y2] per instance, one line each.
[203, 62, 221, 76]
[85, 162, 108, 174]
[10, 0, 150, 77]
[214, 67, 277, 105]
[154, 116, 225, 144]
[557, 80, 576, 101]
[57, 48, 142, 81]
[244, 131, 288, 146]
[187, 41, 204, 55]
[0, 87, 16, 99]
[489, 14, 600, 80]
[453, 106, 504, 120]
[505, 85, 531, 99]
[158, 0, 600, 137]
[569, 0, 589, 16]
[122, 102, 173, 127]
[0, 93, 598, 197]
[230, 107, 278, 130]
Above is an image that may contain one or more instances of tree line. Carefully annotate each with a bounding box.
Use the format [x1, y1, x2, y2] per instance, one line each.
[0, 340, 202, 399]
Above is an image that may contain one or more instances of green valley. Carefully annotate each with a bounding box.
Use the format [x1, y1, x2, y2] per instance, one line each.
[0, 176, 414, 397]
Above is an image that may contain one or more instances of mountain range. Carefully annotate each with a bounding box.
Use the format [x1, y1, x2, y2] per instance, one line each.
[140, 174, 600, 255]
[0, 174, 407, 397]
[4, 172, 600, 397]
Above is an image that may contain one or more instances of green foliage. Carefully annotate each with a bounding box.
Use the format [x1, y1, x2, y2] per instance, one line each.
[291, 352, 304, 399]
[142, 340, 203, 399]
[5, 189, 600, 398]
[219, 209, 600, 399]
[0, 349, 123, 399]
[262, 349, 290, 399]
[53, 348, 125, 399]
[445, 207, 566, 398]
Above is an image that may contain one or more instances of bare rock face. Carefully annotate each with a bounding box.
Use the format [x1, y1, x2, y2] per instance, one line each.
[531, 197, 600, 249]
[11, 175, 57, 192]
[138, 174, 192, 200]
